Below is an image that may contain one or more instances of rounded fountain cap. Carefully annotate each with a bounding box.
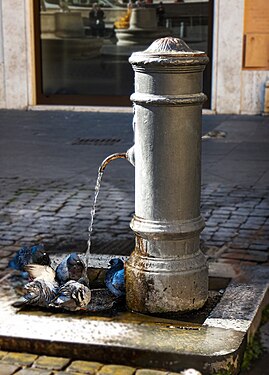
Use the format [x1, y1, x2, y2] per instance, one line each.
[145, 37, 197, 55]
[129, 37, 209, 67]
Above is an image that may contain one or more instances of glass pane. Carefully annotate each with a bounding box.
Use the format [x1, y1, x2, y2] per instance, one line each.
[39, 0, 210, 101]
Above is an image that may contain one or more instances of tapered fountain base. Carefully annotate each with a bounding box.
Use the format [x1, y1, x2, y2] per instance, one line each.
[126, 235, 208, 314]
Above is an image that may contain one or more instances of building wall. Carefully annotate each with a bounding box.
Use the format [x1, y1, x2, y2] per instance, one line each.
[0, 0, 5, 106]
[213, 0, 244, 114]
[0, 0, 268, 113]
[0, 0, 34, 109]
[213, 0, 269, 114]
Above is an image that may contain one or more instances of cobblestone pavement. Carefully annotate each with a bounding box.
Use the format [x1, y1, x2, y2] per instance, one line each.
[0, 177, 268, 277]
[0, 351, 185, 375]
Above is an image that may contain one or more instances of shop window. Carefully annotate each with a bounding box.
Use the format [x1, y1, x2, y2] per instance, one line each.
[35, 0, 213, 106]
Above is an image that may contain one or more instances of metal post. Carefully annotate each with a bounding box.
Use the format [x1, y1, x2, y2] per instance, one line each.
[125, 37, 209, 313]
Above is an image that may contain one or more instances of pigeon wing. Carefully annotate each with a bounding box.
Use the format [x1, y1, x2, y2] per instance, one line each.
[112, 269, 125, 293]
[24, 264, 56, 283]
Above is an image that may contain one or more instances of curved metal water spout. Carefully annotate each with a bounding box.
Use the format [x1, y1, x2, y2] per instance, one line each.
[98, 152, 128, 173]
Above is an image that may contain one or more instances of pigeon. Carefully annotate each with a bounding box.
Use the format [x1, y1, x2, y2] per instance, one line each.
[50, 279, 91, 311]
[105, 258, 125, 298]
[8, 244, 51, 271]
[181, 370, 202, 375]
[202, 130, 226, 140]
[56, 253, 87, 285]
[12, 263, 59, 309]
[12, 279, 58, 308]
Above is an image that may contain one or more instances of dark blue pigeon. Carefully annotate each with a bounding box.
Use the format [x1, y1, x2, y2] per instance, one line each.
[8, 244, 51, 271]
[105, 258, 125, 298]
[56, 253, 87, 285]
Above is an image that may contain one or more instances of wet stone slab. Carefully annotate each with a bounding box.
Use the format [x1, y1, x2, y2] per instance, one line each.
[0, 258, 268, 375]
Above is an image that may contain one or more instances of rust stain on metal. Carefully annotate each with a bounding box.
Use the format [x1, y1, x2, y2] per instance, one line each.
[99, 153, 127, 173]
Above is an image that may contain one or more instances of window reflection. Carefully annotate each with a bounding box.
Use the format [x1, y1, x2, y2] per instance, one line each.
[39, 0, 210, 101]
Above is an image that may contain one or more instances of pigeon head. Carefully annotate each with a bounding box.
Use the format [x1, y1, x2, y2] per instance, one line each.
[77, 277, 90, 287]
[109, 258, 124, 269]
[67, 253, 85, 281]
[67, 253, 81, 265]
[31, 247, 51, 266]
[25, 280, 40, 293]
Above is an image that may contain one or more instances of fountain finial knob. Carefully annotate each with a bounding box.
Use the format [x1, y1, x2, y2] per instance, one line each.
[145, 37, 194, 54]
[129, 36, 208, 67]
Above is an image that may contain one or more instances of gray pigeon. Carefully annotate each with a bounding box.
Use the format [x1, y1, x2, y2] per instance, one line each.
[50, 279, 91, 311]
[12, 264, 59, 308]
[12, 279, 58, 308]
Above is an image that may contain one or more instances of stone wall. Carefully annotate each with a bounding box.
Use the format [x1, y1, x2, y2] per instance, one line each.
[0, 0, 5, 106]
[213, 0, 269, 114]
[0, 0, 32, 109]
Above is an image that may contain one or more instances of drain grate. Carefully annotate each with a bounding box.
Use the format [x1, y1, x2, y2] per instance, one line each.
[72, 138, 121, 146]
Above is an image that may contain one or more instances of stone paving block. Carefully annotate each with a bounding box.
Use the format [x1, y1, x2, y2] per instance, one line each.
[256, 202, 269, 209]
[229, 215, 247, 222]
[240, 260, 257, 266]
[205, 240, 225, 247]
[249, 244, 269, 251]
[16, 369, 53, 375]
[34, 356, 70, 370]
[251, 209, 269, 216]
[209, 238, 225, 246]
[241, 223, 264, 230]
[222, 250, 268, 262]
[221, 221, 241, 229]
[203, 227, 218, 234]
[97, 364, 136, 375]
[0, 363, 21, 375]
[1, 233, 24, 241]
[0, 239, 15, 246]
[135, 370, 170, 375]
[215, 228, 238, 235]
[0, 258, 9, 266]
[237, 229, 259, 238]
[66, 360, 103, 374]
[246, 215, 267, 222]
[2, 352, 38, 366]
[0, 351, 8, 359]
[253, 239, 269, 246]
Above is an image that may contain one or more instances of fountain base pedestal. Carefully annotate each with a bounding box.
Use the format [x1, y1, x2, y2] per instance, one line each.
[126, 236, 208, 314]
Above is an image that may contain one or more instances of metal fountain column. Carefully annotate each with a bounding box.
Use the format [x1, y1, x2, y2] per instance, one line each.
[125, 37, 209, 313]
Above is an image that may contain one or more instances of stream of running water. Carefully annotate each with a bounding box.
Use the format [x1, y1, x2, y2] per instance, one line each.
[85, 153, 127, 267]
